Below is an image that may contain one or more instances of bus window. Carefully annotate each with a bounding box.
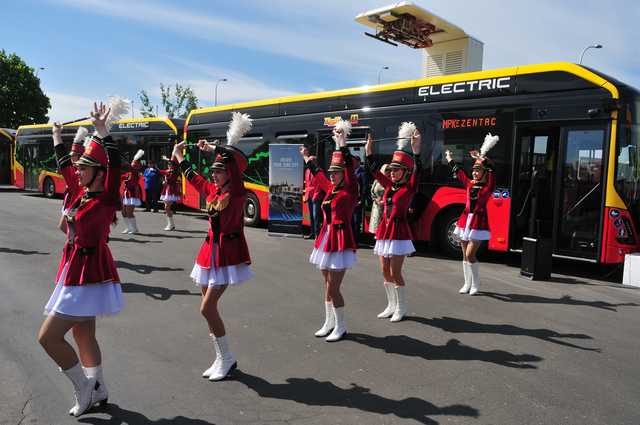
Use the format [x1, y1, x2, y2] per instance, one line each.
[428, 110, 512, 187]
[616, 99, 640, 221]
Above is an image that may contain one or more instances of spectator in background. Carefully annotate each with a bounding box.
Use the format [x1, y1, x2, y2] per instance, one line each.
[143, 160, 160, 212]
[304, 156, 323, 239]
[351, 155, 366, 240]
[369, 164, 389, 235]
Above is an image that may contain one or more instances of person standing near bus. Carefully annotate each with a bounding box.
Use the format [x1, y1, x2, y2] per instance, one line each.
[301, 119, 358, 342]
[171, 112, 253, 381]
[159, 155, 182, 231]
[143, 160, 160, 213]
[368, 163, 389, 235]
[445, 133, 498, 295]
[58, 126, 88, 233]
[120, 149, 144, 234]
[303, 157, 322, 239]
[365, 123, 421, 322]
[38, 102, 124, 417]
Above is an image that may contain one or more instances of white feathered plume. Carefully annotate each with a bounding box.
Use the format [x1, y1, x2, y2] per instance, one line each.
[105, 96, 131, 129]
[397, 122, 416, 151]
[481, 133, 499, 156]
[73, 127, 88, 145]
[332, 118, 352, 148]
[133, 149, 145, 162]
[226, 112, 252, 146]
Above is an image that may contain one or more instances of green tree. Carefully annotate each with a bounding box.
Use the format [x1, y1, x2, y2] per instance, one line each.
[138, 83, 198, 119]
[0, 49, 50, 128]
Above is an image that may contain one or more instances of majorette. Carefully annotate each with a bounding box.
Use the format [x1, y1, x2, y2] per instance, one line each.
[301, 118, 359, 342]
[171, 112, 253, 381]
[38, 99, 128, 417]
[446, 133, 498, 295]
[365, 122, 422, 322]
[159, 155, 182, 231]
[120, 149, 144, 234]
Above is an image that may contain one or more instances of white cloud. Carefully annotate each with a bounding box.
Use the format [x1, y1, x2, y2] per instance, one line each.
[45, 92, 97, 123]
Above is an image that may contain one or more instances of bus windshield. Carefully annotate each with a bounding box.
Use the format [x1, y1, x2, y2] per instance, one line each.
[615, 96, 640, 218]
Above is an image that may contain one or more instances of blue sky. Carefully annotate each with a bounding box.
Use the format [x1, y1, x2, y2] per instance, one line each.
[2, 0, 639, 122]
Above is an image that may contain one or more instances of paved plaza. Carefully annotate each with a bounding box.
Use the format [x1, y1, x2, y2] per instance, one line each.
[1, 189, 639, 425]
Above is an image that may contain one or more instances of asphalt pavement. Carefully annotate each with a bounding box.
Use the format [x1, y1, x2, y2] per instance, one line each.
[1, 189, 639, 425]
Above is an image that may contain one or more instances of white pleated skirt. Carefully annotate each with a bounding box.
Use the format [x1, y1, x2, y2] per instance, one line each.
[44, 263, 124, 318]
[160, 194, 181, 202]
[122, 195, 141, 206]
[453, 213, 491, 241]
[373, 239, 415, 257]
[309, 231, 357, 271]
[190, 242, 253, 287]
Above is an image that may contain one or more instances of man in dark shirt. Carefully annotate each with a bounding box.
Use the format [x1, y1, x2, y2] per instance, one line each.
[144, 160, 160, 212]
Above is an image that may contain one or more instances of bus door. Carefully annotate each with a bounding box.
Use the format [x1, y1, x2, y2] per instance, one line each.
[511, 123, 607, 260]
[23, 143, 40, 191]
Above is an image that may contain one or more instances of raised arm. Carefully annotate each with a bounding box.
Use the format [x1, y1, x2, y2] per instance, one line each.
[174, 141, 211, 196]
[446, 150, 470, 187]
[408, 129, 422, 191]
[299, 146, 330, 193]
[52, 122, 80, 196]
[89, 103, 122, 206]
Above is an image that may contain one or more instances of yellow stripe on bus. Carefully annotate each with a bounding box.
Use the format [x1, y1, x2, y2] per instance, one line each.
[244, 182, 268, 193]
[17, 117, 179, 134]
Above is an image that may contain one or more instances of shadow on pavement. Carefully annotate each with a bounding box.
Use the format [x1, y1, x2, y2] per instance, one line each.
[234, 371, 478, 424]
[120, 282, 199, 301]
[79, 403, 215, 424]
[0, 247, 49, 255]
[407, 316, 601, 352]
[109, 237, 162, 245]
[116, 260, 184, 275]
[346, 333, 542, 369]
[481, 291, 639, 312]
[136, 233, 201, 240]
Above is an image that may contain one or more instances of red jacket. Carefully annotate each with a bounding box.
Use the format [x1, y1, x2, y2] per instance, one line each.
[122, 160, 142, 199]
[304, 168, 322, 202]
[54, 138, 121, 286]
[160, 167, 182, 198]
[370, 158, 420, 241]
[311, 149, 359, 253]
[451, 162, 495, 231]
[181, 150, 251, 269]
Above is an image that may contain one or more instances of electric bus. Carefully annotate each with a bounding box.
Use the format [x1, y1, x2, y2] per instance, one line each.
[183, 62, 639, 264]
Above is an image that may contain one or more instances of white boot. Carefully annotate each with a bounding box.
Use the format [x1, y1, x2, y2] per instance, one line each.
[83, 365, 108, 408]
[202, 334, 220, 378]
[469, 262, 481, 295]
[121, 217, 131, 234]
[390, 286, 407, 322]
[459, 261, 472, 294]
[326, 306, 346, 342]
[164, 216, 175, 231]
[209, 335, 237, 381]
[377, 282, 396, 318]
[314, 302, 335, 337]
[62, 363, 96, 417]
[129, 216, 139, 234]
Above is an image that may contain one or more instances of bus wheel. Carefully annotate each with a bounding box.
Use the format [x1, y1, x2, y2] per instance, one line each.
[44, 177, 56, 198]
[437, 209, 463, 259]
[244, 192, 261, 226]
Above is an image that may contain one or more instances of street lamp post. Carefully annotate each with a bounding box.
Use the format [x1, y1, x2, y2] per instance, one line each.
[214, 78, 228, 106]
[35, 67, 45, 77]
[579, 44, 603, 65]
[377, 66, 389, 85]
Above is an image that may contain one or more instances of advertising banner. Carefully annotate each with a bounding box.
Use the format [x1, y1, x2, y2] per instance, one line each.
[268, 144, 304, 236]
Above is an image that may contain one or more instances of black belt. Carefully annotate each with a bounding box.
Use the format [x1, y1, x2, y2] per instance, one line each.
[65, 244, 96, 255]
[205, 232, 240, 243]
[332, 223, 345, 230]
